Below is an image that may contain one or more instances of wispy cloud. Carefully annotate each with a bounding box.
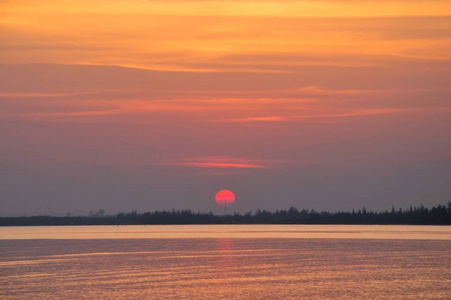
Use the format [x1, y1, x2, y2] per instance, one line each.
[293, 108, 416, 120]
[293, 108, 451, 120]
[204, 107, 451, 123]
[204, 116, 287, 123]
[12, 100, 222, 121]
[180, 162, 268, 169]
[293, 86, 380, 96]
[0, 92, 75, 99]
[167, 157, 271, 170]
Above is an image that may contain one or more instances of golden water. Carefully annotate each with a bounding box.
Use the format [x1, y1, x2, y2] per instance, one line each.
[1, 225, 450, 299]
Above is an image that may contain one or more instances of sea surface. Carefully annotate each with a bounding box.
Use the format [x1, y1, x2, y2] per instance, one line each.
[0, 225, 450, 299]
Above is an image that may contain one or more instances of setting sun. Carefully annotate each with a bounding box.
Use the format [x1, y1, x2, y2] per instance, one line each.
[215, 190, 236, 208]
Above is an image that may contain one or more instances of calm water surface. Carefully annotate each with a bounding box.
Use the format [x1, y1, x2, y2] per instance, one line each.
[0, 225, 450, 299]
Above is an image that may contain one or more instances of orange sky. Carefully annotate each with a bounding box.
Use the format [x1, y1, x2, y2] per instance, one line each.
[2, 0, 451, 69]
[0, 0, 450, 215]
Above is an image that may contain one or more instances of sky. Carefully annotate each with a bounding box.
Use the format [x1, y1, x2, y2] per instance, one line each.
[1, 0, 450, 216]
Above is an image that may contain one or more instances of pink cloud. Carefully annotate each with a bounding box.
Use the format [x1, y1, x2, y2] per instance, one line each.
[201, 107, 451, 124]
[168, 157, 271, 170]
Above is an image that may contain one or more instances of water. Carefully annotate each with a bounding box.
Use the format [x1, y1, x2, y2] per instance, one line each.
[1, 225, 450, 299]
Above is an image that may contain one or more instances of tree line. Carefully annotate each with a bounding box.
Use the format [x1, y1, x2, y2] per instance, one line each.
[1, 202, 450, 226]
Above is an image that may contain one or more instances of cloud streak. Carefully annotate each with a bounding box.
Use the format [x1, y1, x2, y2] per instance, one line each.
[167, 157, 271, 170]
[205, 108, 451, 123]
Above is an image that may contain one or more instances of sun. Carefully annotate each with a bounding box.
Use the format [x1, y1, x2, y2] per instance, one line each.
[215, 190, 235, 208]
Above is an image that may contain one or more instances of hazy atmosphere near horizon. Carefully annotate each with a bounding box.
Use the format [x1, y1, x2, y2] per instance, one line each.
[1, 0, 450, 216]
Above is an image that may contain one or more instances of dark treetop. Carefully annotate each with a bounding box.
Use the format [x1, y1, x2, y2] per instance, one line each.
[1, 203, 450, 226]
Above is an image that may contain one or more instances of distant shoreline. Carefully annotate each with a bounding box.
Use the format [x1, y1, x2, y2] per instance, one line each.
[1, 203, 450, 226]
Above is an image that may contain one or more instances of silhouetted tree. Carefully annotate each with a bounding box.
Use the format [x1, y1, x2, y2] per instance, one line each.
[1, 203, 450, 226]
